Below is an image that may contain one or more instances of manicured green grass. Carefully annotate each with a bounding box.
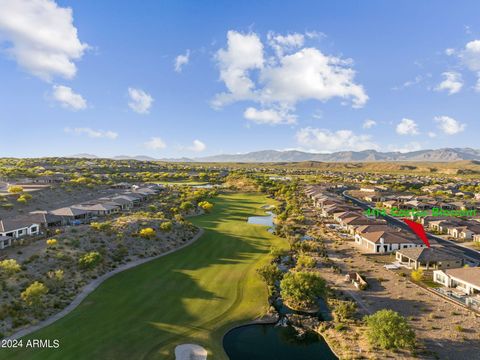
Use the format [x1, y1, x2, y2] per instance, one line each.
[2, 192, 287, 360]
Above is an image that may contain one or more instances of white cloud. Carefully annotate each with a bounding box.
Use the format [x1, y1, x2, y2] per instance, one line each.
[174, 50, 190, 72]
[0, 0, 88, 81]
[389, 142, 422, 153]
[212, 31, 264, 108]
[52, 85, 86, 110]
[128, 87, 153, 114]
[396, 118, 419, 135]
[475, 76, 480, 92]
[187, 139, 206, 152]
[212, 30, 368, 121]
[427, 132, 437, 138]
[460, 40, 480, 72]
[434, 115, 466, 135]
[260, 48, 368, 108]
[243, 107, 296, 125]
[445, 48, 456, 56]
[64, 127, 118, 139]
[392, 75, 423, 90]
[144, 137, 167, 150]
[362, 119, 377, 129]
[435, 71, 463, 94]
[295, 127, 378, 152]
[267, 31, 305, 57]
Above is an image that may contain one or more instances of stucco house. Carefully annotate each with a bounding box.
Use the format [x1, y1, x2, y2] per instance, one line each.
[354, 229, 424, 253]
[433, 267, 480, 295]
[395, 247, 464, 270]
[0, 235, 12, 250]
[0, 217, 41, 242]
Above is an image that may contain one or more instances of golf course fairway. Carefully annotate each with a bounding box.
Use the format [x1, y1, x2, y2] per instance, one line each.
[0, 192, 288, 360]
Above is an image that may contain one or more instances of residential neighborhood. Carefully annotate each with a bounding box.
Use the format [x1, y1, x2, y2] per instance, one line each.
[305, 182, 480, 318]
[0, 182, 164, 250]
[3, 0, 480, 358]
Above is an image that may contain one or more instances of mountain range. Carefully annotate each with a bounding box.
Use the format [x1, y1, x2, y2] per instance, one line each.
[70, 148, 480, 163]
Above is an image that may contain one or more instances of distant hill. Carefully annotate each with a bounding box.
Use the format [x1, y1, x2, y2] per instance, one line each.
[68, 148, 480, 163]
[194, 148, 480, 163]
[70, 153, 98, 159]
[112, 155, 157, 161]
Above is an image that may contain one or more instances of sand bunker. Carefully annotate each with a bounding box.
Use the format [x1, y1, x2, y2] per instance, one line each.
[175, 343, 207, 360]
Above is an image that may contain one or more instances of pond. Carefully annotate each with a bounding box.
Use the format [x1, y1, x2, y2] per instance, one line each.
[247, 211, 275, 227]
[223, 324, 338, 360]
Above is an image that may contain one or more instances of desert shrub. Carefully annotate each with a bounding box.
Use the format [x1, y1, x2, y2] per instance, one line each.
[78, 251, 102, 269]
[8, 185, 23, 194]
[139, 227, 156, 238]
[198, 201, 214, 212]
[295, 254, 316, 270]
[411, 268, 424, 282]
[21, 282, 48, 307]
[46, 239, 58, 247]
[90, 222, 111, 231]
[0, 259, 21, 275]
[158, 221, 172, 232]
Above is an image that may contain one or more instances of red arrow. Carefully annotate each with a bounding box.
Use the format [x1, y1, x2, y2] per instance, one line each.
[403, 218, 430, 248]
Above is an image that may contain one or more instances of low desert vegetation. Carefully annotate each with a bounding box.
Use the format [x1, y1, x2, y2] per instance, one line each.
[364, 309, 415, 350]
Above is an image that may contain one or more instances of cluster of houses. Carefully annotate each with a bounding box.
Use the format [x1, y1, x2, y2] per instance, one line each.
[0, 184, 164, 250]
[306, 184, 480, 310]
[355, 186, 480, 242]
[306, 185, 426, 254]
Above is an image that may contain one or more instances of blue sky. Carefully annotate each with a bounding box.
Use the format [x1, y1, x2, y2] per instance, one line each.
[1, 0, 480, 158]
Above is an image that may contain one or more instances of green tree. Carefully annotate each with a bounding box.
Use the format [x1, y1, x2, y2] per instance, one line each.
[257, 264, 282, 287]
[364, 309, 415, 350]
[21, 281, 48, 307]
[280, 271, 326, 309]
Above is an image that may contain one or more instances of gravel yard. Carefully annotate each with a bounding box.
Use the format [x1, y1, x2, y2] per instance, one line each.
[317, 224, 480, 360]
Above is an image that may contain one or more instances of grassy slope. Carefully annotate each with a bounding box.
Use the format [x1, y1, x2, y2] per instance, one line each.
[1, 192, 287, 360]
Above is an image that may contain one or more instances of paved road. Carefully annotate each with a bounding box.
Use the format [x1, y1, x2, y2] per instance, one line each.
[341, 190, 480, 264]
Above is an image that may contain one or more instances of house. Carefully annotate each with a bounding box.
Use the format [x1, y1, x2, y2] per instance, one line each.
[433, 267, 480, 295]
[121, 192, 145, 203]
[395, 247, 464, 270]
[50, 207, 92, 225]
[341, 216, 386, 233]
[30, 175, 65, 184]
[321, 204, 358, 217]
[109, 195, 136, 209]
[0, 235, 12, 250]
[354, 229, 425, 253]
[354, 224, 391, 236]
[0, 217, 41, 239]
[28, 211, 63, 229]
[71, 202, 120, 217]
[474, 234, 480, 243]
[449, 226, 473, 240]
